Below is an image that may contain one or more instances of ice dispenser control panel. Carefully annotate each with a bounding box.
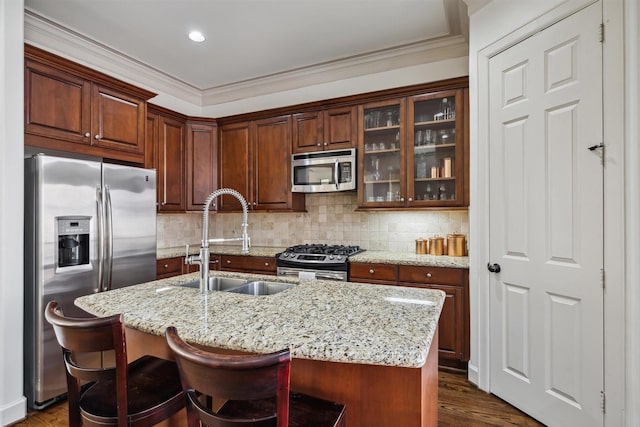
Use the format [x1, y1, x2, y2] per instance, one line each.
[57, 217, 90, 268]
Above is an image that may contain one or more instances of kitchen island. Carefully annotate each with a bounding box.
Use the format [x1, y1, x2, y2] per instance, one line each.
[76, 271, 445, 427]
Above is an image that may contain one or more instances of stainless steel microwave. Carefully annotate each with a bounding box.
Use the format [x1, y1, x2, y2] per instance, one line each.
[291, 148, 356, 193]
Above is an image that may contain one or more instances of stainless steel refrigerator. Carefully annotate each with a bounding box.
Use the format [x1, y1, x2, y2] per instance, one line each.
[24, 154, 157, 409]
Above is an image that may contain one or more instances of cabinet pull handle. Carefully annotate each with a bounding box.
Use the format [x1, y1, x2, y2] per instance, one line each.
[84, 132, 91, 137]
[369, 269, 375, 274]
[426, 273, 432, 278]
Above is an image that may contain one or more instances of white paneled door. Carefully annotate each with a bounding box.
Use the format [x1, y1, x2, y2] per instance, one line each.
[488, 3, 604, 426]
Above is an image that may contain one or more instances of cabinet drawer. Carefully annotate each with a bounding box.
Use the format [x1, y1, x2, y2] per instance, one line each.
[156, 257, 183, 278]
[397, 266, 464, 286]
[220, 255, 277, 274]
[350, 262, 397, 283]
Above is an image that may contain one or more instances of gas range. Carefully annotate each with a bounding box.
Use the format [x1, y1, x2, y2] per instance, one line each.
[276, 244, 365, 281]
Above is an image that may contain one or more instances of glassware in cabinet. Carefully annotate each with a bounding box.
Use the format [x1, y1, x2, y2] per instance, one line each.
[360, 100, 404, 205]
[408, 90, 464, 206]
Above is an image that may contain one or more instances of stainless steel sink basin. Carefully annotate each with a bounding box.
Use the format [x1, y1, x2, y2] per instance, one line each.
[226, 281, 294, 296]
[179, 276, 249, 291]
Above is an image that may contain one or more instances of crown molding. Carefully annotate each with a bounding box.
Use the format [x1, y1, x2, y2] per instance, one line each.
[24, 8, 468, 111]
[201, 35, 469, 106]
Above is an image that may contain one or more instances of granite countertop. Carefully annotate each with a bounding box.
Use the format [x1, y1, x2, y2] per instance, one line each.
[75, 271, 445, 368]
[158, 245, 469, 269]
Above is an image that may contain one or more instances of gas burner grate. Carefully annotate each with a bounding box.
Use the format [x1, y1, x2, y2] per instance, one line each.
[285, 244, 365, 257]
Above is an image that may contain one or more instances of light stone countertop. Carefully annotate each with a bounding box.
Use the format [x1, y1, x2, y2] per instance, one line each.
[158, 245, 469, 269]
[75, 271, 445, 368]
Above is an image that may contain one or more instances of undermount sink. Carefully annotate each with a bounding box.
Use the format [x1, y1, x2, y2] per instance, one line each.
[178, 277, 293, 296]
[225, 281, 295, 296]
[179, 276, 249, 291]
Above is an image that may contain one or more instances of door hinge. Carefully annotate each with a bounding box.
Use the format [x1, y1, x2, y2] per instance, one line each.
[600, 23, 605, 43]
[588, 142, 605, 165]
[600, 269, 605, 289]
[600, 390, 606, 413]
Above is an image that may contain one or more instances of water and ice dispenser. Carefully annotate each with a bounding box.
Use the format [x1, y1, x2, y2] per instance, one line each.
[56, 217, 90, 268]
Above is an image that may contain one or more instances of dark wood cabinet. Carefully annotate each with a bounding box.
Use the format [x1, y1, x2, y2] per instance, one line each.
[397, 265, 469, 369]
[349, 262, 397, 285]
[156, 257, 185, 279]
[147, 106, 186, 212]
[292, 106, 356, 153]
[350, 262, 469, 369]
[218, 121, 251, 211]
[24, 45, 154, 163]
[357, 85, 469, 209]
[218, 117, 304, 212]
[219, 255, 276, 275]
[186, 120, 218, 211]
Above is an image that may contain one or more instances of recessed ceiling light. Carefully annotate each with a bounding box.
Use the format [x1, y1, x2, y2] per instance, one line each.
[188, 31, 205, 42]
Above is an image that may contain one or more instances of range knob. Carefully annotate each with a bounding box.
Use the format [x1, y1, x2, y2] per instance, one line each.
[329, 255, 335, 260]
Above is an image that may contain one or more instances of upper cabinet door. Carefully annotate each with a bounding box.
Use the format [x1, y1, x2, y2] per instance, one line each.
[323, 106, 357, 151]
[186, 123, 218, 211]
[292, 106, 356, 153]
[218, 122, 251, 211]
[358, 98, 406, 207]
[252, 115, 293, 210]
[407, 89, 466, 207]
[91, 84, 146, 154]
[25, 58, 91, 144]
[157, 115, 186, 212]
[292, 111, 323, 152]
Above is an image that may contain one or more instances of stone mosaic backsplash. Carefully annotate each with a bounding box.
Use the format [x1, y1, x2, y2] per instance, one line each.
[157, 193, 469, 253]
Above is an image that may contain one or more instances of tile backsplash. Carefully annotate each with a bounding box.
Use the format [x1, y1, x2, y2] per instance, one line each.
[157, 193, 469, 253]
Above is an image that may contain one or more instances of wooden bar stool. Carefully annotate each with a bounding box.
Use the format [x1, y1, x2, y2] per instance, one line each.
[44, 301, 185, 427]
[165, 326, 346, 427]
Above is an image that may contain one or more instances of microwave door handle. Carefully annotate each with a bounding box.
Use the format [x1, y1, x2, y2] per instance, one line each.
[334, 159, 339, 190]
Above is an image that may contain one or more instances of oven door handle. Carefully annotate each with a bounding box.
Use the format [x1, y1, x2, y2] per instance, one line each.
[315, 271, 347, 281]
[277, 267, 347, 281]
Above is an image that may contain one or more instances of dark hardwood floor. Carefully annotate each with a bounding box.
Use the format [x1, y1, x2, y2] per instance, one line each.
[13, 371, 545, 426]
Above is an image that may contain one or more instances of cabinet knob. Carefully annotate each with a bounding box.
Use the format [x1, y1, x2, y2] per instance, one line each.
[426, 272, 432, 278]
[408, 198, 413, 202]
[95, 134, 102, 140]
[317, 142, 321, 146]
[369, 269, 375, 274]
[161, 201, 166, 206]
[212, 259, 219, 264]
[265, 262, 270, 266]
[163, 264, 169, 269]
[400, 197, 405, 202]
[323, 142, 328, 146]
[226, 260, 231, 264]
[84, 132, 91, 138]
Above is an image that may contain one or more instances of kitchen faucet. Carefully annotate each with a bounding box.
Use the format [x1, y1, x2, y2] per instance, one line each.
[185, 188, 250, 293]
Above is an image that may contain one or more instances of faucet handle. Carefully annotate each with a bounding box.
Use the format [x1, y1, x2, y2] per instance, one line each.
[184, 244, 190, 264]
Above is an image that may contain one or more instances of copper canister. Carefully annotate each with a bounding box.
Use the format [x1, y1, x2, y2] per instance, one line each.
[428, 236, 444, 256]
[446, 234, 466, 257]
[415, 238, 428, 254]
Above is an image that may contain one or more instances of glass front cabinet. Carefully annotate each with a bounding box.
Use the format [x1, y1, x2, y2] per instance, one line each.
[358, 88, 467, 209]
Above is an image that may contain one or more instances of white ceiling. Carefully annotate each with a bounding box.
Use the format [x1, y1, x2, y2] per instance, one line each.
[24, 0, 468, 95]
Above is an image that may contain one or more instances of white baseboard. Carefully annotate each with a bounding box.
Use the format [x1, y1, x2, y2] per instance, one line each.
[467, 362, 480, 388]
[0, 396, 27, 427]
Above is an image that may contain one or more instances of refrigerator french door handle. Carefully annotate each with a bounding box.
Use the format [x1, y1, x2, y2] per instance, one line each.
[96, 186, 105, 293]
[104, 185, 114, 291]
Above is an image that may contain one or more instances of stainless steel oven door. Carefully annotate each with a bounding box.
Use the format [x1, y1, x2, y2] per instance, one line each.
[277, 266, 347, 281]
